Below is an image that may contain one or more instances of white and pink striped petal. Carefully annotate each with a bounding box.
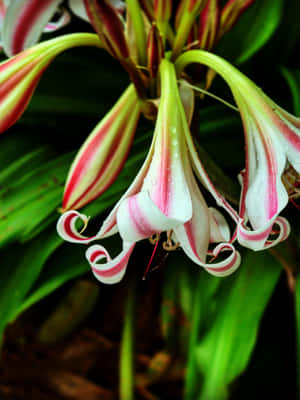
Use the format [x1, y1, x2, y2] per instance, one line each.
[173, 158, 240, 277]
[86, 242, 135, 284]
[2, 0, 64, 56]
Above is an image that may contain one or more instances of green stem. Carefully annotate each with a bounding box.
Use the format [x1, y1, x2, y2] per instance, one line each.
[126, 0, 147, 66]
[175, 50, 255, 91]
[120, 281, 136, 400]
[184, 275, 203, 400]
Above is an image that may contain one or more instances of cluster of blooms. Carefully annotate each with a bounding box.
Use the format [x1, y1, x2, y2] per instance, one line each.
[0, 0, 299, 284]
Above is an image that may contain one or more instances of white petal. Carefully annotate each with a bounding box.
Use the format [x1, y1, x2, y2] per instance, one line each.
[208, 207, 230, 243]
[68, 0, 90, 22]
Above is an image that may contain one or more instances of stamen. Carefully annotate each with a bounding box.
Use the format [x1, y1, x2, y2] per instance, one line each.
[149, 233, 160, 245]
[282, 165, 300, 198]
[79, 216, 90, 234]
[290, 198, 300, 211]
[181, 80, 239, 112]
[271, 230, 281, 235]
[162, 230, 180, 251]
[143, 239, 160, 280]
[208, 254, 217, 263]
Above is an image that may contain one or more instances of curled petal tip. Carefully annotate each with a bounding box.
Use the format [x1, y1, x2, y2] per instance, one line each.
[56, 210, 96, 243]
[86, 242, 135, 284]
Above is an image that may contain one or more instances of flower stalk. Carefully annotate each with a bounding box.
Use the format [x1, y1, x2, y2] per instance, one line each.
[0, 33, 102, 134]
[120, 280, 136, 400]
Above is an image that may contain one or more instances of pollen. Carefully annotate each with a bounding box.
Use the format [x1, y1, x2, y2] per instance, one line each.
[162, 230, 180, 251]
[282, 165, 300, 199]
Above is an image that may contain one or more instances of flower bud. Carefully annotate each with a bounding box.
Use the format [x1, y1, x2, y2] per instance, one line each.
[198, 0, 220, 50]
[62, 85, 141, 211]
[147, 24, 164, 79]
[84, 0, 129, 60]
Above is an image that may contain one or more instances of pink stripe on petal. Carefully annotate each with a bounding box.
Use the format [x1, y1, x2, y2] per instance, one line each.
[63, 85, 140, 211]
[151, 139, 172, 214]
[259, 133, 278, 220]
[128, 196, 155, 238]
[64, 116, 117, 202]
[275, 114, 300, 152]
[206, 255, 237, 273]
[0, 65, 47, 133]
[87, 243, 135, 283]
[57, 211, 97, 243]
[238, 223, 271, 242]
[92, 256, 127, 278]
[10, 0, 62, 55]
[66, 116, 135, 210]
[90, 250, 108, 263]
[184, 219, 200, 259]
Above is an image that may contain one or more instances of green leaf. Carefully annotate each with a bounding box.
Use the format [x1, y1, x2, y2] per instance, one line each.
[196, 251, 281, 400]
[218, 0, 284, 64]
[281, 68, 300, 117]
[18, 235, 121, 318]
[0, 228, 62, 336]
[0, 152, 74, 246]
[15, 243, 89, 317]
[37, 280, 100, 344]
[0, 146, 54, 189]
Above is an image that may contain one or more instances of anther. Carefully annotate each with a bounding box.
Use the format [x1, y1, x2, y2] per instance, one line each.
[162, 230, 180, 251]
[290, 198, 300, 211]
[149, 233, 160, 244]
[79, 216, 90, 234]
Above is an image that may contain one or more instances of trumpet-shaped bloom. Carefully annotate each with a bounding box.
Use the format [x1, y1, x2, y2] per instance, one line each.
[0, 32, 101, 133]
[63, 84, 142, 211]
[232, 84, 293, 250]
[57, 59, 240, 284]
[176, 50, 292, 251]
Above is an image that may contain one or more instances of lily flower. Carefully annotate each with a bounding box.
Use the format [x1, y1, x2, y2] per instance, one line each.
[62, 84, 142, 211]
[57, 59, 240, 284]
[0, 32, 101, 133]
[232, 87, 294, 251]
[176, 50, 292, 251]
